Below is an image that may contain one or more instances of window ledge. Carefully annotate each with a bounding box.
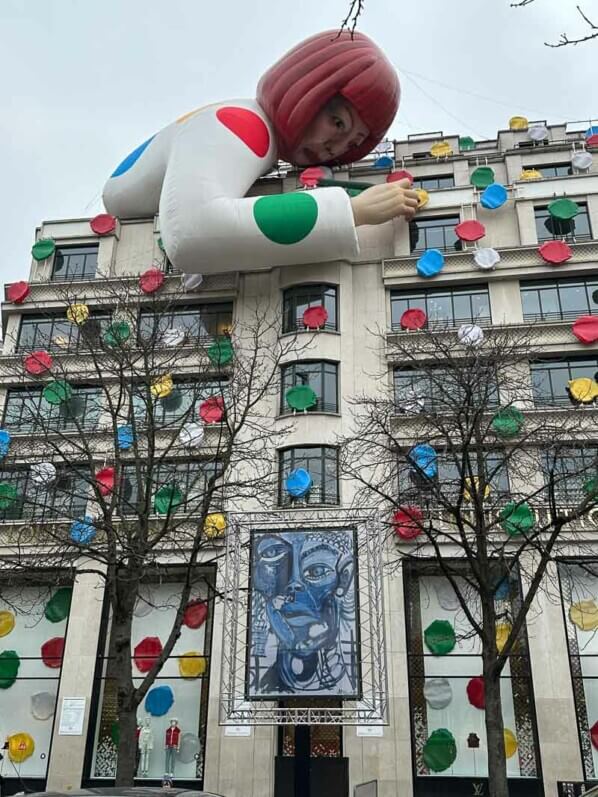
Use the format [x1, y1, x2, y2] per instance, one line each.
[279, 329, 341, 339]
[277, 411, 341, 420]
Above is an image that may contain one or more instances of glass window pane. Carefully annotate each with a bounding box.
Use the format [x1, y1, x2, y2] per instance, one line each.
[538, 288, 559, 317]
[427, 294, 452, 324]
[521, 290, 541, 319]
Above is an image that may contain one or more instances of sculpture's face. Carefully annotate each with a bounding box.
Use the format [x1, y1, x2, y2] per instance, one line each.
[291, 96, 370, 166]
[253, 532, 354, 657]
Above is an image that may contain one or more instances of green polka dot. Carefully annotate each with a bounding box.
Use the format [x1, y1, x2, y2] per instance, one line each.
[253, 193, 318, 245]
[32, 239, 56, 261]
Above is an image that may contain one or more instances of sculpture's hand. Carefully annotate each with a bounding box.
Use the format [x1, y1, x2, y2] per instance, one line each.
[350, 179, 419, 226]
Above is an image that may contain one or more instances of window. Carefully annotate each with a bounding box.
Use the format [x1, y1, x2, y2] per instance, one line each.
[282, 284, 338, 333]
[530, 357, 598, 406]
[411, 174, 455, 191]
[409, 214, 462, 254]
[404, 561, 539, 782]
[16, 313, 111, 353]
[0, 466, 89, 521]
[390, 285, 491, 330]
[534, 202, 592, 243]
[524, 163, 572, 178]
[120, 460, 219, 516]
[132, 380, 226, 429]
[0, 583, 72, 779]
[138, 303, 233, 344]
[394, 365, 499, 413]
[90, 574, 214, 782]
[399, 451, 509, 503]
[560, 562, 598, 780]
[3, 386, 103, 433]
[280, 361, 338, 414]
[521, 275, 598, 322]
[51, 245, 98, 281]
[544, 448, 598, 503]
[279, 446, 339, 506]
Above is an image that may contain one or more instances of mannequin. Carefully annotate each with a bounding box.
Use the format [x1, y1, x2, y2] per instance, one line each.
[164, 718, 181, 777]
[138, 717, 154, 777]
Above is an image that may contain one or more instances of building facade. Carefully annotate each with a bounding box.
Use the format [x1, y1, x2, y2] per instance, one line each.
[0, 120, 597, 797]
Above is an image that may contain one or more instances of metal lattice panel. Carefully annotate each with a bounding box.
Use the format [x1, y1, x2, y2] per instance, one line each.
[219, 508, 388, 725]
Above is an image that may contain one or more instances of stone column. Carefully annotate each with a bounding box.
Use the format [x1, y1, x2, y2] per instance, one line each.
[46, 569, 105, 790]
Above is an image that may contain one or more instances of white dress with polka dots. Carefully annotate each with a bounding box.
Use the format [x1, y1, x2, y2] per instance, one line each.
[103, 99, 359, 275]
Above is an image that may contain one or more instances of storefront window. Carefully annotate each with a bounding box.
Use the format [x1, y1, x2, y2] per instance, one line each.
[560, 561, 598, 780]
[89, 575, 214, 783]
[404, 562, 540, 783]
[0, 583, 72, 781]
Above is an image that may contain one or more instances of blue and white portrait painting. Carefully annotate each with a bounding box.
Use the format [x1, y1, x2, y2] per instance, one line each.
[247, 529, 360, 698]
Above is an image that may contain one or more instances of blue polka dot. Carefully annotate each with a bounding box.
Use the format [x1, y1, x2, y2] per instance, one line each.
[480, 183, 508, 210]
[110, 135, 156, 177]
[145, 685, 174, 716]
[416, 249, 445, 279]
[585, 126, 598, 139]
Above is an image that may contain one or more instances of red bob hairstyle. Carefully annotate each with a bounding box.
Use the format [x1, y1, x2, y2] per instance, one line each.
[257, 30, 400, 166]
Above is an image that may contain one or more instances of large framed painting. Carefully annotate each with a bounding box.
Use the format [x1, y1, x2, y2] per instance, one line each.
[246, 528, 360, 699]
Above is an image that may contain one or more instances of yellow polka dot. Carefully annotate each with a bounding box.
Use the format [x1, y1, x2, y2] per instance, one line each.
[570, 600, 598, 631]
[495, 622, 511, 653]
[504, 728, 518, 758]
[179, 651, 208, 678]
[0, 610, 15, 637]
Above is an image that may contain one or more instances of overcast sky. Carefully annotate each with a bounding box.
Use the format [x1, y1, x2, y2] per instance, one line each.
[1, 0, 595, 284]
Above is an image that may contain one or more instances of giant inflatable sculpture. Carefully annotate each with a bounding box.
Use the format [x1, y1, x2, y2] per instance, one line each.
[102, 30, 417, 275]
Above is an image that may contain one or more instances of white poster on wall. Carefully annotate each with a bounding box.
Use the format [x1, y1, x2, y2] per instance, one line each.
[59, 697, 86, 735]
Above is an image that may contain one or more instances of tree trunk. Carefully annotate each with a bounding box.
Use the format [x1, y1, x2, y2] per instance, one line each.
[483, 649, 509, 797]
[113, 611, 139, 785]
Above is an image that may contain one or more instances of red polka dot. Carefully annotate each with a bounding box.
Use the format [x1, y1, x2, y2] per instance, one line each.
[572, 315, 598, 345]
[455, 220, 486, 242]
[90, 214, 117, 235]
[400, 308, 427, 330]
[23, 351, 53, 375]
[466, 676, 485, 709]
[216, 107, 270, 158]
[538, 240, 572, 265]
[387, 170, 414, 185]
[183, 600, 208, 629]
[302, 306, 328, 329]
[134, 636, 163, 672]
[392, 506, 423, 540]
[139, 267, 165, 294]
[6, 281, 30, 304]
[41, 637, 64, 668]
[199, 396, 225, 424]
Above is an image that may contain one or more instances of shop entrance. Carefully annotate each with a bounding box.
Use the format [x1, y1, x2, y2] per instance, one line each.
[274, 722, 348, 797]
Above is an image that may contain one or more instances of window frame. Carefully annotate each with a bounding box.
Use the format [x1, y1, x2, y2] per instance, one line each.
[282, 284, 338, 334]
[0, 466, 90, 522]
[280, 360, 339, 415]
[131, 379, 227, 429]
[390, 284, 492, 330]
[2, 385, 103, 434]
[51, 244, 99, 282]
[408, 213, 463, 255]
[137, 302, 234, 345]
[520, 275, 598, 323]
[530, 356, 598, 406]
[278, 445, 339, 507]
[394, 364, 499, 414]
[544, 447, 598, 504]
[16, 313, 112, 353]
[411, 174, 455, 191]
[523, 163, 572, 178]
[120, 459, 220, 517]
[533, 202, 592, 243]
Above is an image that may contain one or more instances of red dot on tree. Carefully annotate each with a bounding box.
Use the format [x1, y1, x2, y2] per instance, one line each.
[466, 676, 485, 709]
[183, 600, 208, 629]
[134, 636, 163, 673]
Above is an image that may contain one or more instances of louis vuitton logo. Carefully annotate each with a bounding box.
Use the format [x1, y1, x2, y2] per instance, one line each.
[472, 783, 485, 796]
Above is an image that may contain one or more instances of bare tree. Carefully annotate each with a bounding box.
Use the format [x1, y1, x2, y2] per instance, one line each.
[339, 0, 366, 37]
[0, 273, 306, 784]
[340, 323, 598, 797]
[512, 0, 598, 46]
